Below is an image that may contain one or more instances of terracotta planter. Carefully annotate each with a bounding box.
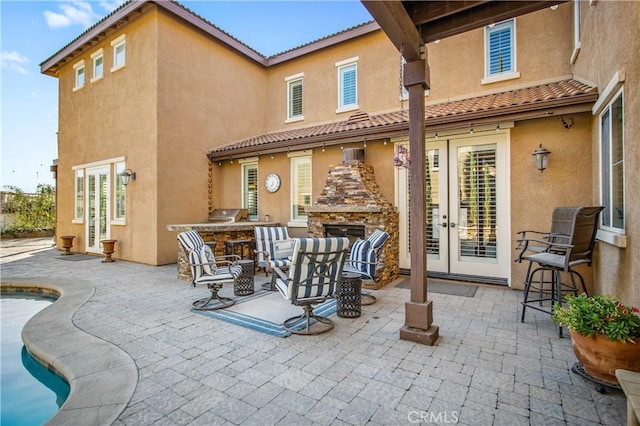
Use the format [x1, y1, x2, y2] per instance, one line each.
[570, 331, 640, 385]
[60, 235, 75, 255]
[101, 239, 117, 263]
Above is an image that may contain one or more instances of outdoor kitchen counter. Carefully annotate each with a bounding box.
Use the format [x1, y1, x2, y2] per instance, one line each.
[167, 222, 279, 281]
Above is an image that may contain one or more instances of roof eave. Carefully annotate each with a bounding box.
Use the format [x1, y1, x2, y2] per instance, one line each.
[207, 93, 597, 162]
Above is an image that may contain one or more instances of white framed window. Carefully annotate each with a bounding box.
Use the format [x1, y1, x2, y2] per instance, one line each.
[571, 0, 582, 64]
[286, 73, 304, 122]
[599, 89, 624, 233]
[74, 169, 84, 222]
[290, 154, 312, 223]
[113, 162, 126, 223]
[336, 57, 358, 113]
[90, 49, 104, 82]
[482, 19, 520, 84]
[73, 60, 85, 91]
[241, 161, 259, 221]
[111, 34, 126, 72]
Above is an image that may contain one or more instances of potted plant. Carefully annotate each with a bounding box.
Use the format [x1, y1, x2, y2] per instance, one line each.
[552, 293, 640, 385]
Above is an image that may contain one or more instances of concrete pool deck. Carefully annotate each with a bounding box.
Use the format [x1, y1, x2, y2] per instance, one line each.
[0, 238, 628, 425]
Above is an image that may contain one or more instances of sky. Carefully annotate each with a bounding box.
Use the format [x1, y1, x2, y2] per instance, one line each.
[0, 0, 373, 193]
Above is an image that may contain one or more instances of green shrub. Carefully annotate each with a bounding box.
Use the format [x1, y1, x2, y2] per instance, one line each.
[1, 184, 55, 234]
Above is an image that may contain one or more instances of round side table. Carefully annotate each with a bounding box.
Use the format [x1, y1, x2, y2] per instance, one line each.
[234, 259, 255, 296]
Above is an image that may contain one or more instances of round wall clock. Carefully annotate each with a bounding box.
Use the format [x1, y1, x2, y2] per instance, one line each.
[265, 173, 281, 193]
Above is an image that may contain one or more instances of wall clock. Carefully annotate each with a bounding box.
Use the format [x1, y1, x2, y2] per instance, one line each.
[265, 173, 281, 193]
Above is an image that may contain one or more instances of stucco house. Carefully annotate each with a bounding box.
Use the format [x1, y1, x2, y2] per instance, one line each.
[41, 1, 638, 310]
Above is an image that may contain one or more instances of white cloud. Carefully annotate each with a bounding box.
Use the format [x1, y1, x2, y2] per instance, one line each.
[0, 51, 30, 75]
[44, 1, 102, 29]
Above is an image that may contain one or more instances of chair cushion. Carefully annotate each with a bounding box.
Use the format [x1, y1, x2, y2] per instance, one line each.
[368, 230, 389, 250]
[188, 245, 213, 279]
[254, 226, 290, 263]
[348, 238, 370, 272]
[178, 230, 205, 252]
[363, 247, 377, 280]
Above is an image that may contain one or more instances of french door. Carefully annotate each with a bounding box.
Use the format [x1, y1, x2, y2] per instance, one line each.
[85, 167, 110, 253]
[397, 132, 510, 283]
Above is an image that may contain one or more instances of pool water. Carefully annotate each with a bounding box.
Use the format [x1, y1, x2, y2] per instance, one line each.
[1, 294, 70, 425]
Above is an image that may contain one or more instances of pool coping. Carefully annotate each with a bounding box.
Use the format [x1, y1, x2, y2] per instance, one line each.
[1, 278, 137, 425]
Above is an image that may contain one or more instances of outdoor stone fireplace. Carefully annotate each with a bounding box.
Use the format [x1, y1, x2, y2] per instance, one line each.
[307, 149, 399, 289]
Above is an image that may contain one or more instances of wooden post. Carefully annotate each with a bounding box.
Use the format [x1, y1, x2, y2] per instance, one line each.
[399, 58, 439, 345]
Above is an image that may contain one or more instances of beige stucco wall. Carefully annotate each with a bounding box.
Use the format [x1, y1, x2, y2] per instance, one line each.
[263, 31, 401, 133]
[572, 0, 640, 306]
[426, 4, 573, 99]
[154, 8, 268, 264]
[55, 10, 159, 263]
[509, 114, 594, 290]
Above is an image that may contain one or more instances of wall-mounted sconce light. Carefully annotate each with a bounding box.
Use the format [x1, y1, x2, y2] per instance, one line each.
[120, 168, 136, 186]
[363, 138, 367, 148]
[532, 144, 551, 172]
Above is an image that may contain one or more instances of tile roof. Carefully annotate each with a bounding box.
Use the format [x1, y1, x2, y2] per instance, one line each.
[209, 79, 597, 159]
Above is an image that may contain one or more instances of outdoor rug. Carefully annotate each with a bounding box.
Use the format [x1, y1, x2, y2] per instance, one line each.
[192, 286, 337, 337]
[395, 278, 478, 298]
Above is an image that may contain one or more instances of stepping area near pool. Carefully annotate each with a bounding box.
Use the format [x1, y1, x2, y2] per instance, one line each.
[0, 238, 627, 425]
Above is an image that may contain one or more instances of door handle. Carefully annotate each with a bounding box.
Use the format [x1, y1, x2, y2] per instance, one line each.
[440, 222, 448, 228]
[450, 222, 456, 228]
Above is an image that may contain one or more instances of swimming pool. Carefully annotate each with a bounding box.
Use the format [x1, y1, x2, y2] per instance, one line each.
[1, 294, 70, 426]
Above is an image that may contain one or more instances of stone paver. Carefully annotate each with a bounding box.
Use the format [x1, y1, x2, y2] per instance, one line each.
[0, 239, 627, 425]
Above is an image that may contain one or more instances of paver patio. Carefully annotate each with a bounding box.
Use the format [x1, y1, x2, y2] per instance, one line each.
[1, 239, 627, 425]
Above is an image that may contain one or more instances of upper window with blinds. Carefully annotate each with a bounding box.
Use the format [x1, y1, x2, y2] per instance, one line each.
[285, 73, 304, 123]
[482, 20, 519, 85]
[336, 57, 358, 113]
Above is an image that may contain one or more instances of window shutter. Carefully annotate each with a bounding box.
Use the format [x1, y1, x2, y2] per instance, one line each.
[341, 65, 357, 107]
[289, 80, 303, 118]
[489, 25, 512, 75]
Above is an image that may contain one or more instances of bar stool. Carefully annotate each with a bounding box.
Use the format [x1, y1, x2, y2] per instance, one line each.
[224, 239, 254, 260]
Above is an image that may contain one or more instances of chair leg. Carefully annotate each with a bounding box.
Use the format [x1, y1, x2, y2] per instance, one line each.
[192, 283, 235, 311]
[283, 304, 334, 335]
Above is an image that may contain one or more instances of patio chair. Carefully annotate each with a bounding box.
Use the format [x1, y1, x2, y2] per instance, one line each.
[272, 237, 349, 335]
[342, 230, 389, 304]
[254, 226, 294, 289]
[516, 206, 604, 336]
[177, 230, 242, 311]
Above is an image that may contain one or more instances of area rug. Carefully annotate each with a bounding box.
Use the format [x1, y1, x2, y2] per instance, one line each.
[395, 278, 478, 298]
[191, 288, 337, 337]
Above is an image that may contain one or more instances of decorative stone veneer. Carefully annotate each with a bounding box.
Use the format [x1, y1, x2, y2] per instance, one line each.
[307, 160, 399, 289]
[167, 222, 276, 281]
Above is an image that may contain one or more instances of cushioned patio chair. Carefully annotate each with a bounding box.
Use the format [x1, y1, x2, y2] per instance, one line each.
[516, 206, 604, 336]
[343, 230, 389, 280]
[254, 226, 294, 289]
[177, 230, 242, 311]
[272, 237, 349, 335]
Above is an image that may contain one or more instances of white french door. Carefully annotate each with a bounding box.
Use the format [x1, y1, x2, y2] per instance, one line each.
[397, 131, 510, 282]
[85, 167, 110, 253]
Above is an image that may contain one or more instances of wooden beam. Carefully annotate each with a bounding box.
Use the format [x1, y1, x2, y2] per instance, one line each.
[361, 0, 422, 61]
[416, 1, 568, 43]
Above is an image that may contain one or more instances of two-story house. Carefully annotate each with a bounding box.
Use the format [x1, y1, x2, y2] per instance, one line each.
[41, 0, 638, 307]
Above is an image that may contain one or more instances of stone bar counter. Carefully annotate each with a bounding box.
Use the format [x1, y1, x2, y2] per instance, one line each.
[167, 222, 278, 280]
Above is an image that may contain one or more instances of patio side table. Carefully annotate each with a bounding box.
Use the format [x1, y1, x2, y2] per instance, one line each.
[234, 259, 255, 296]
[336, 272, 362, 318]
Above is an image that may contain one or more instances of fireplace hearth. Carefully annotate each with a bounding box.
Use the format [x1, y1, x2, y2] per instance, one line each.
[307, 149, 399, 288]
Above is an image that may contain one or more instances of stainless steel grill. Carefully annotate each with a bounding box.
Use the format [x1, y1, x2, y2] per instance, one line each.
[208, 209, 248, 223]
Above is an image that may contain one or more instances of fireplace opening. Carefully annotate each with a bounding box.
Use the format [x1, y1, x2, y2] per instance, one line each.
[324, 224, 365, 246]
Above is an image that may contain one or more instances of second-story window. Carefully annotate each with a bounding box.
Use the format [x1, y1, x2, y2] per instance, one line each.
[111, 34, 126, 72]
[483, 19, 519, 84]
[91, 49, 104, 82]
[73, 60, 85, 91]
[285, 73, 304, 122]
[336, 57, 358, 112]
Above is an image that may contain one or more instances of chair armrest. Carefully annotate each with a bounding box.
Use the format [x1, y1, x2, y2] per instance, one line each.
[272, 266, 289, 282]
